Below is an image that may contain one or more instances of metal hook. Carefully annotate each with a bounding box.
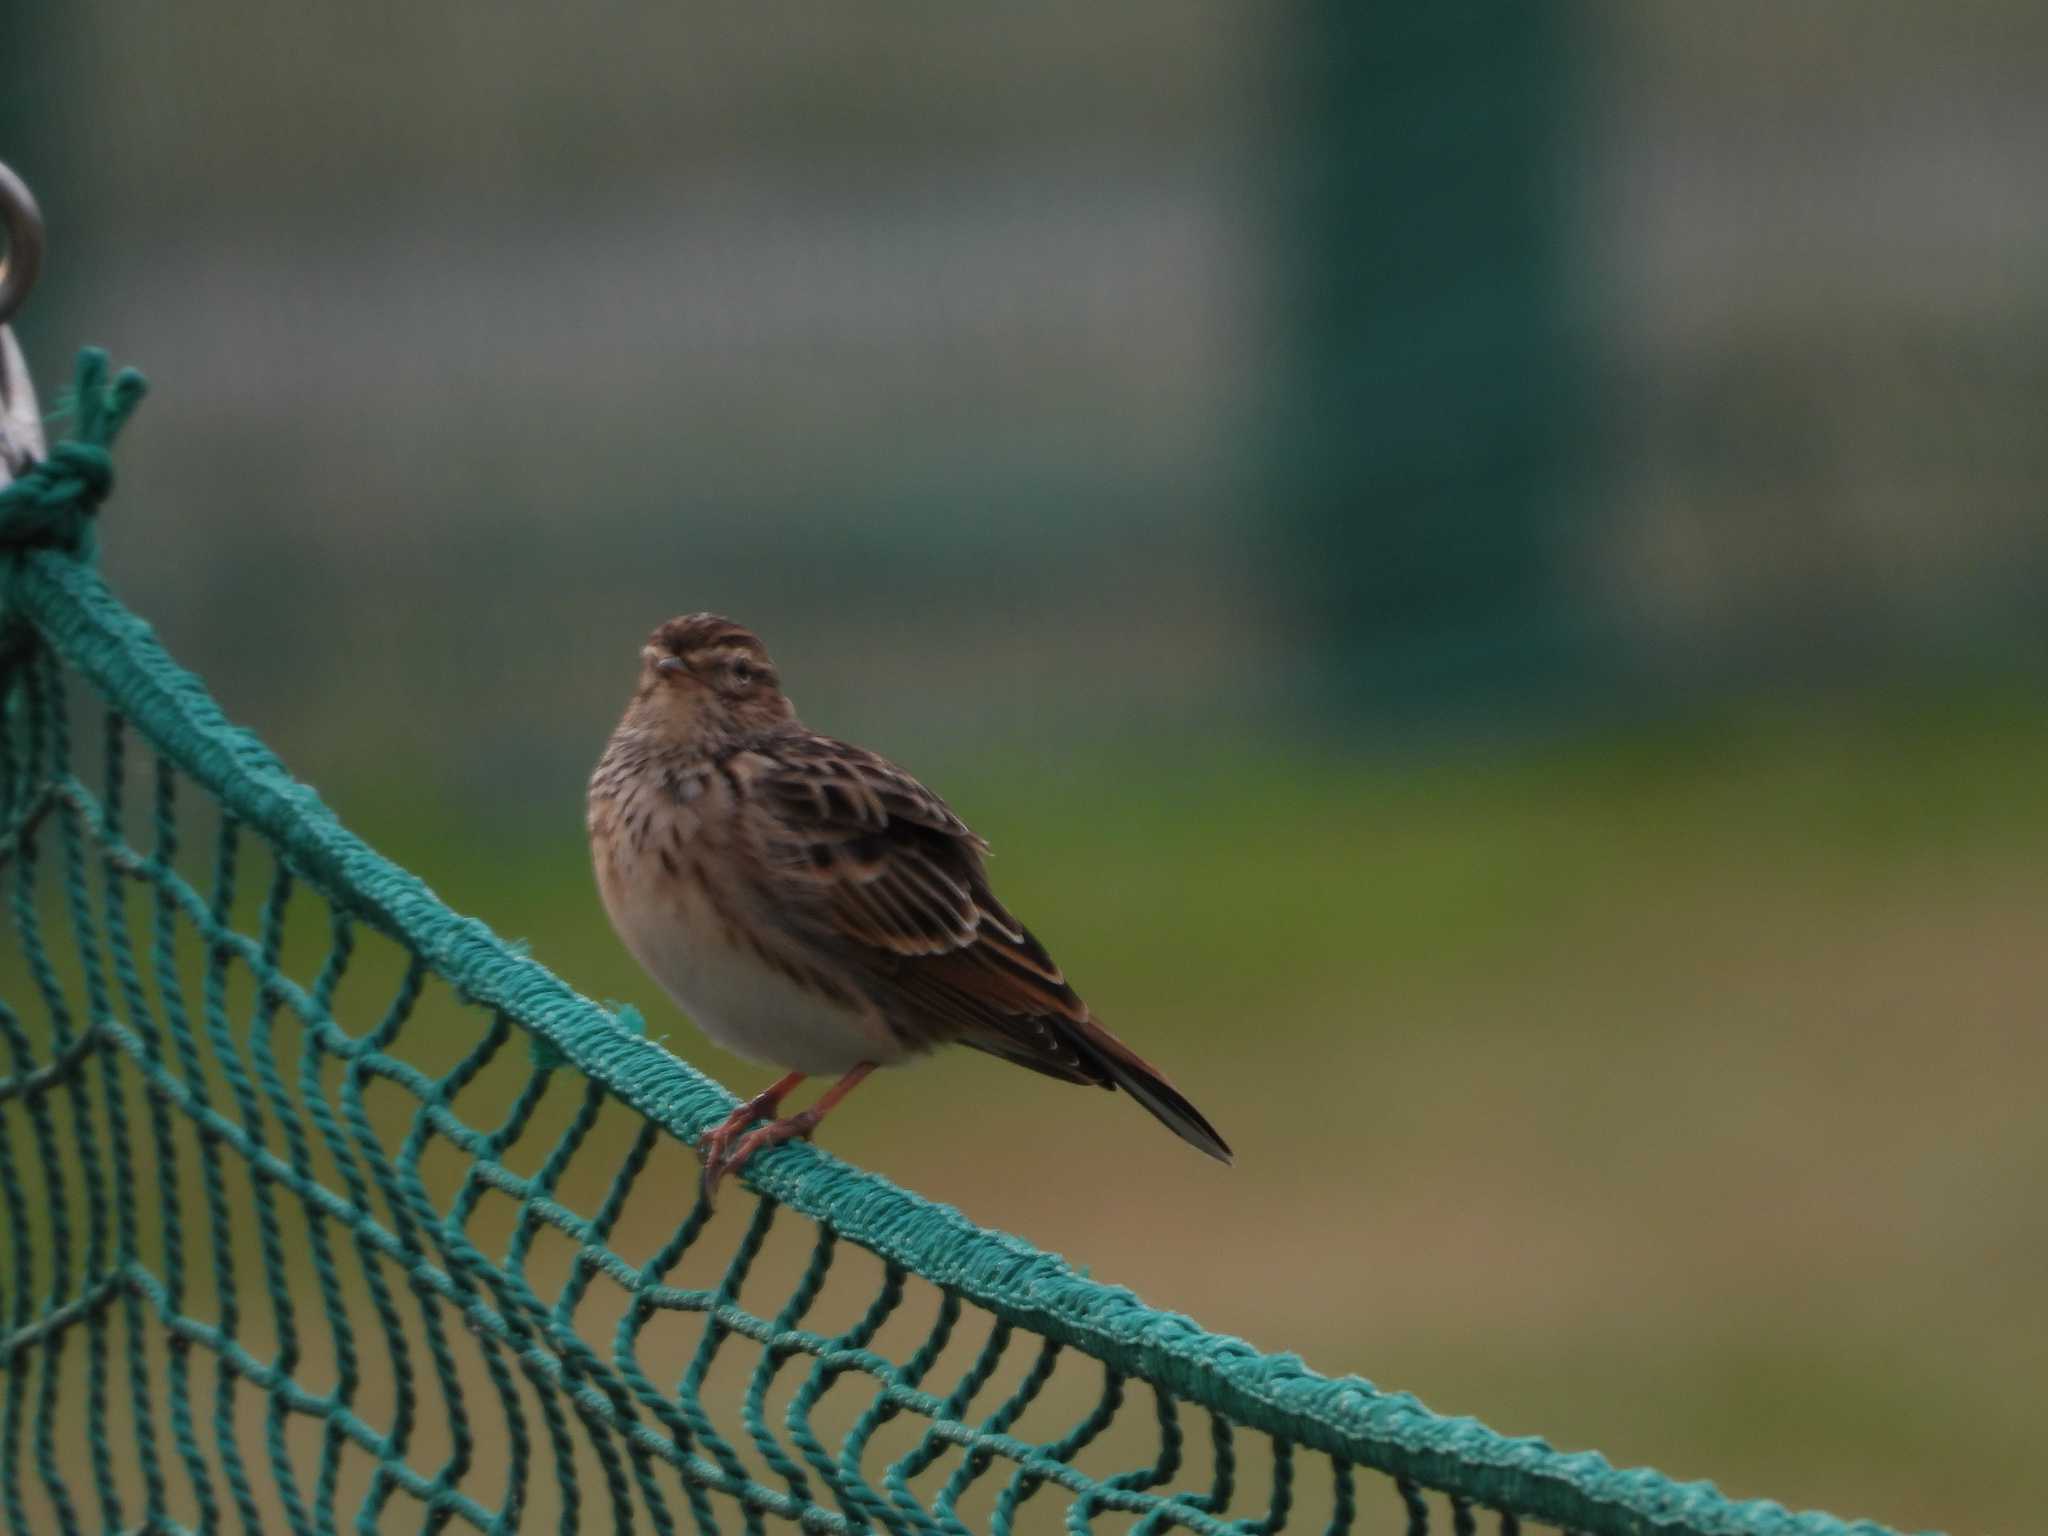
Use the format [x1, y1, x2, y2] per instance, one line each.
[0, 158, 47, 486]
[0, 162, 43, 330]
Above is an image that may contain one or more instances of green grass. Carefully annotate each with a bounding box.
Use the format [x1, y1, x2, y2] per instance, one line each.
[8, 689, 2046, 1532]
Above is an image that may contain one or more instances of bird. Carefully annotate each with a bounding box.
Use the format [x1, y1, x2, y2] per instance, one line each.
[587, 613, 1232, 1200]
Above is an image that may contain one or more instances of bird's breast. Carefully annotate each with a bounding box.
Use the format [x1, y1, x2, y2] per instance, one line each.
[591, 784, 910, 1076]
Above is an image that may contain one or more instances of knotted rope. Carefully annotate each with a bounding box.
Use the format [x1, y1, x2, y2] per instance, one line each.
[0, 349, 148, 557]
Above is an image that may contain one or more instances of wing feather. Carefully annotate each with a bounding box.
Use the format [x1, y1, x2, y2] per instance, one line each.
[736, 732, 1231, 1162]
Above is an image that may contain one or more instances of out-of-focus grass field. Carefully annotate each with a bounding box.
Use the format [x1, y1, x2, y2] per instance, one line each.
[7, 688, 2045, 1532]
[303, 689, 2042, 1535]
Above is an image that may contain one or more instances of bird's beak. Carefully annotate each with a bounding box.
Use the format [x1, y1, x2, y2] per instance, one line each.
[654, 656, 687, 677]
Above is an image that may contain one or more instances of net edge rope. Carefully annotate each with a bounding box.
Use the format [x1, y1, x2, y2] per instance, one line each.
[1, 350, 1932, 1536]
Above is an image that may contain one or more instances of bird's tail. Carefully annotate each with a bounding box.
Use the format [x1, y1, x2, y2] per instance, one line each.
[1071, 1017, 1233, 1164]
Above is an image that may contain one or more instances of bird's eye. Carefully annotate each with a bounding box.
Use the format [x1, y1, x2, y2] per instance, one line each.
[728, 659, 755, 688]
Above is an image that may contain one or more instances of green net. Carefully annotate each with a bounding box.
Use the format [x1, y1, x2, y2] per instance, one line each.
[0, 354, 1915, 1536]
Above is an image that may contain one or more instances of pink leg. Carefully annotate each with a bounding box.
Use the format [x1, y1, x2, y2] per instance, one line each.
[704, 1062, 878, 1201]
[698, 1071, 804, 1200]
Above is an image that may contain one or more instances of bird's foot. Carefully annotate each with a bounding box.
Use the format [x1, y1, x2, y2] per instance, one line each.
[698, 1075, 802, 1204]
[701, 1109, 821, 1203]
[697, 1062, 877, 1205]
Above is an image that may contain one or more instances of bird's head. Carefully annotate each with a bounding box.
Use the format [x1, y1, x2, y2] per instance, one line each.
[628, 613, 796, 741]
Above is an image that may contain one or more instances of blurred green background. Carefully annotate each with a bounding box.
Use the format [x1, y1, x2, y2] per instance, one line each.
[6, 4, 2048, 1531]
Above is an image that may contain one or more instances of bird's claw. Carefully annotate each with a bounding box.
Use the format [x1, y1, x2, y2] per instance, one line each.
[698, 1110, 817, 1206]
[694, 1065, 869, 1207]
[697, 1093, 776, 1206]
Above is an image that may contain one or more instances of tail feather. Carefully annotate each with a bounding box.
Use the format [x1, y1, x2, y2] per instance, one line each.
[1069, 1017, 1233, 1165]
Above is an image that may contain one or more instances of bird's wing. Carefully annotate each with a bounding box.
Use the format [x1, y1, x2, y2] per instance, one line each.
[743, 736, 997, 954]
[749, 741, 1073, 978]
[735, 736, 1232, 1162]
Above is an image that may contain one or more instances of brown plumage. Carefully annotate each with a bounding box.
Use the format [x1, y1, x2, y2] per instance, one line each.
[588, 613, 1231, 1195]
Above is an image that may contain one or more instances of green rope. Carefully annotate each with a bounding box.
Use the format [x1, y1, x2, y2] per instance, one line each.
[0, 350, 147, 562]
[0, 350, 1927, 1536]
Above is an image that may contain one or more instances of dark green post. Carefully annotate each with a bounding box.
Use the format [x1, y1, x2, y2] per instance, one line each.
[1280, 2, 1588, 728]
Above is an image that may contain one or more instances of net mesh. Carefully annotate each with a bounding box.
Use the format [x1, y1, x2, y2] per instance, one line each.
[0, 353, 1911, 1536]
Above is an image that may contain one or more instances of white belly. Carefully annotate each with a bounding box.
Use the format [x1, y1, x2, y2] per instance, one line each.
[603, 861, 907, 1077]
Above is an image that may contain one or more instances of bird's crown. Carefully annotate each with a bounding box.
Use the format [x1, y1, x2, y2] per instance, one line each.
[649, 613, 768, 661]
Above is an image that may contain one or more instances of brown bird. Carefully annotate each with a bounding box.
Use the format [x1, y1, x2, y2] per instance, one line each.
[587, 614, 1231, 1198]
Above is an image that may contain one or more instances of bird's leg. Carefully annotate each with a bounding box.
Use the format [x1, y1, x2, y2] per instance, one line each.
[706, 1062, 878, 1199]
[699, 1071, 805, 1200]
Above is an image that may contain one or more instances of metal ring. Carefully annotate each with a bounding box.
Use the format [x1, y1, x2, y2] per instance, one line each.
[0, 161, 45, 330]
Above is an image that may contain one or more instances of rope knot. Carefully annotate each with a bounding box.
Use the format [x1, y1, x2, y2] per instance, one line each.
[42, 440, 115, 504]
[0, 349, 147, 556]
